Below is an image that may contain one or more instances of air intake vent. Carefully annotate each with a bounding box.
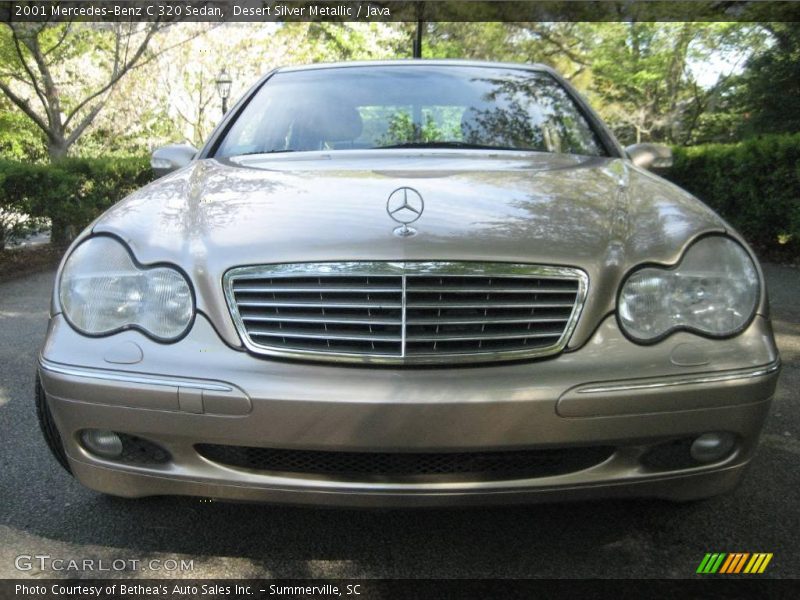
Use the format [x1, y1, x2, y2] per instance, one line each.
[196, 443, 614, 482]
[224, 262, 587, 365]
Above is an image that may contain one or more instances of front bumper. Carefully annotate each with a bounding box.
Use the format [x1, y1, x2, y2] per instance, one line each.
[38, 312, 780, 506]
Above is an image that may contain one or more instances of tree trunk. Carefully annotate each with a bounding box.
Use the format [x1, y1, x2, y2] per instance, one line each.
[47, 138, 73, 247]
[48, 139, 68, 160]
[49, 216, 74, 248]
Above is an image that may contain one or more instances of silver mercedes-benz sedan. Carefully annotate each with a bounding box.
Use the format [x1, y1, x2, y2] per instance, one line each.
[37, 60, 780, 506]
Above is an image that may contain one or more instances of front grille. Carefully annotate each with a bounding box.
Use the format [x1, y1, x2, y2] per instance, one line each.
[195, 444, 614, 482]
[224, 262, 588, 364]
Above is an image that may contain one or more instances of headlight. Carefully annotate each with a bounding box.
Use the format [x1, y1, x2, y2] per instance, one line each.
[59, 236, 194, 340]
[618, 236, 759, 342]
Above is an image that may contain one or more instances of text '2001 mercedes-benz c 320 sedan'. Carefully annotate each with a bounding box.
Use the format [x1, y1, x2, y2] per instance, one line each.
[37, 61, 780, 506]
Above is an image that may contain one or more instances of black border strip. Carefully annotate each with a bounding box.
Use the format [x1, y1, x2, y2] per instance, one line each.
[3, 1, 800, 23]
[2, 578, 796, 598]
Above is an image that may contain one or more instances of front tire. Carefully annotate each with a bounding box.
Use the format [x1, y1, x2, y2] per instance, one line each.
[35, 373, 73, 475]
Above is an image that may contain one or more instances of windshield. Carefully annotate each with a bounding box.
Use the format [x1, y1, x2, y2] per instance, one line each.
[214, 65, 607, 158]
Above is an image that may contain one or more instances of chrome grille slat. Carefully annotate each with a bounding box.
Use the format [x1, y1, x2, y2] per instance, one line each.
[406, 316, 570, 325]
[406, 331, 562, 342]
[405, 286, 576, 294]
[242, 315, 399, 325]
[224, 262, 588, 365]
[235, 300, 403, 309]
[234, 286, 402, 293]
[405, 301, 576, 309]
[249, 330, 402, 343]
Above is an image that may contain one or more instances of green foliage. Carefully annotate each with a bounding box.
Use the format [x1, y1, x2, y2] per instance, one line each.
[588, 22, 759, 145]
[424, 22, 516, 61]
[424, 22, 771, 147]
[282, 22, 405, 62]
[0, 104, 47, 162]
[0, 176, 44, 251]
[378, 111, 461, 146]
[682, 87, 747, 145]
[667, 134, 800, 260]
[736, 24, 800, 137]
[0, 161, 65, 250]
[0, 156, 150, 247]
[0, 22, 165, 159]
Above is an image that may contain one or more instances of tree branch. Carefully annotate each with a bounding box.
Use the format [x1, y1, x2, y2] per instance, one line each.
[24, 27, 63, 130]
[62, 24, 159, 129]
[62, 22, 212, 133]
[43, 22, 73, 57]
[0, 80, 52, 138]
[128, 23, 218, 72]
[64, 100, 106, 147]
[519, 24, 589, 66]
[8, 24, 50, 124]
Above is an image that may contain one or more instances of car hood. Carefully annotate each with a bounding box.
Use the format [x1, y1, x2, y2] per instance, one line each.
[93, 151, 727, 348]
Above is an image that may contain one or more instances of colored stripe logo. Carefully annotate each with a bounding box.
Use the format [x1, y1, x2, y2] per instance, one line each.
[697, 553, 773, 574]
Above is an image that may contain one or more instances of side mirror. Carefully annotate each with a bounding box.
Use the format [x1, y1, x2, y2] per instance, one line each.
[151, 143, 198, 178]
[625, 143, 673, 171]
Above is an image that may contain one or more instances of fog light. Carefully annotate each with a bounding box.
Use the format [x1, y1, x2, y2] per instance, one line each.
[81, 429, 123, 459]
[690, 432, 735, 463]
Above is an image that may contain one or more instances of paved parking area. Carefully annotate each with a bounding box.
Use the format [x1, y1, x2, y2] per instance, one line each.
[1, 265, 798, 579]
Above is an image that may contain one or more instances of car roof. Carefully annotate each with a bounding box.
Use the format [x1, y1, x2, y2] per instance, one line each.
[274, 59, 556, 75]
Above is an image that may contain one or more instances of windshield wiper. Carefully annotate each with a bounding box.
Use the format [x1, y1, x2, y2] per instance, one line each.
[376, 141, 532, 151]
[234, 149, 298, 157]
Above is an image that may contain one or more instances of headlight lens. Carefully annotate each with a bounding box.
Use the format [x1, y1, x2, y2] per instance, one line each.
[618, 236, 759, 342]
[59, 236, 193, 340]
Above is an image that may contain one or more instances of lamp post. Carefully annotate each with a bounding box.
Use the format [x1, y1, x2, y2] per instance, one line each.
[215, 68, 232, 115]
[414, 20, 423, 58]
[413, 1, 423, 58]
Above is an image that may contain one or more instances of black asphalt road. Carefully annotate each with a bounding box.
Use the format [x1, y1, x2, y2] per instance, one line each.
[1, 265, 798, 579]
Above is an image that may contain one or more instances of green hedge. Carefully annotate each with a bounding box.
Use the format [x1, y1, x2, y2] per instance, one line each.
[667, 133, 800, 261]
[0, 156, 151, 248]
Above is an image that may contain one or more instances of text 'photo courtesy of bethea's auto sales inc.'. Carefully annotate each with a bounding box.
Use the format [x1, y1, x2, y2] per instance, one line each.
[37, 60, 780, 508]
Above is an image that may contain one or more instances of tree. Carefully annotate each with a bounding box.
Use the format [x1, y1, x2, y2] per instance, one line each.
[424, 22, 516, 61]
[736, 23, 800, 136]
[421, 22, 761, 145]
[0, 21, 170, 160]
[282, 22, 407, 62]
[586, 22, 767, 145]
[588, 22, 703, 144]
[423, 22, 595, 86]
[148, 23, 235, 149]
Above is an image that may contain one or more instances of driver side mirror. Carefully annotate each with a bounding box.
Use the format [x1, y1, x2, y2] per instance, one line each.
[625, 143, 673, 171]
[151, 143, 198, 178]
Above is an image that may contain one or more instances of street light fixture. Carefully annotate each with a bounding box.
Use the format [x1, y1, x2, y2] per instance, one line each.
[215, 68, 232, 115]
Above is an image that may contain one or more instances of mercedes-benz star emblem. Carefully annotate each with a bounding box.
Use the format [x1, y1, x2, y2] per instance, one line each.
[386, 187, 424, 237]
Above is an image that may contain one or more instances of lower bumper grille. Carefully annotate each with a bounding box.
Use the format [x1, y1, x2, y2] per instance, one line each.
[195, 444, 614, 482]
[119, 433, 170, 465]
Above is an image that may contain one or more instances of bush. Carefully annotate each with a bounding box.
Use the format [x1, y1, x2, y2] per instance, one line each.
[0, 156, 151, 249]
[667, 134, 800, 261]
[0, 161, 51, 251]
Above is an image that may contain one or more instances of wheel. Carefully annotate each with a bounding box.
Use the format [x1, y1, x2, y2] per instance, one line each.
[35, 373, 73, 475]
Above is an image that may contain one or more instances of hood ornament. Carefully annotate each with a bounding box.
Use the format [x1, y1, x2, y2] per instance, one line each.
[386, 187, 424, 237]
